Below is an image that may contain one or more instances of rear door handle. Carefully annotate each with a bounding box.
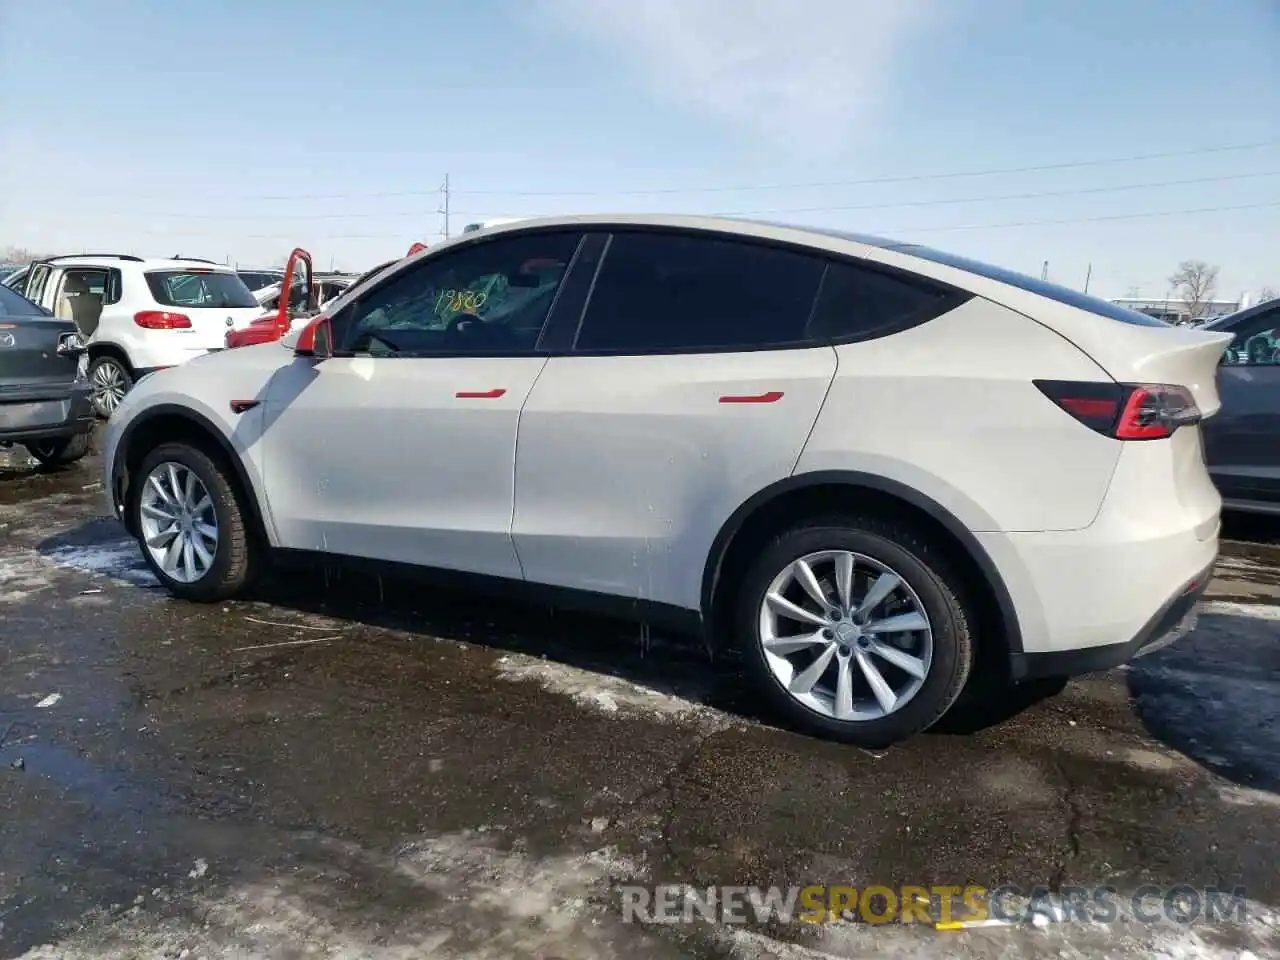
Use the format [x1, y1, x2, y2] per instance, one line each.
[456, 388, 507, 399]
[719, 390, 784, 404]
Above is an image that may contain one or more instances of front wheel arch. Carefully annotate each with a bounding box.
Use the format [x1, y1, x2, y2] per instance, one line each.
[115, 406, 269, 549]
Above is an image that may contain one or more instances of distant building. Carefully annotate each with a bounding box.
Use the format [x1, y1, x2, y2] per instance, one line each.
[1108, 296, 1243, 325]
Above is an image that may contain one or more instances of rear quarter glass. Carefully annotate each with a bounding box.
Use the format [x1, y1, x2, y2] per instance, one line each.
[889, 246, 1170, 327]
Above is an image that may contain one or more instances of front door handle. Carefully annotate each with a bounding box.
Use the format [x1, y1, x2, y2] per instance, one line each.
[456, 388, 507, 399]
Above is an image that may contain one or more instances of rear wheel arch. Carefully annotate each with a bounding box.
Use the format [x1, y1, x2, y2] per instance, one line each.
[88, 341, 135, 372]
[701, 471, 1024, 662]
[115, 405, 268, 546]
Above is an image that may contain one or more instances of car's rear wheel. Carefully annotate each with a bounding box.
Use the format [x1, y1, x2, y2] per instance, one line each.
[131, 442, 256, 601]
[736, 515, 974, 748]
[89, 355, 133, 418]
[25, 433, 91, 468]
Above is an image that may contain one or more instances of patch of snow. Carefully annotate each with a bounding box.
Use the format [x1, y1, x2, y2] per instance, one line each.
[494, 655, 729, 727]
[1217, 785, 1280, 809]
[43, 540, 158, 586]
[1201, 600, 1280, 621]
[17, 831, 656, 960]
[0, 552, 57, 603]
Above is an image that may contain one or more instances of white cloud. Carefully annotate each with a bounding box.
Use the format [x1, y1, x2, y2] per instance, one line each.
[540, 0, 936, 150]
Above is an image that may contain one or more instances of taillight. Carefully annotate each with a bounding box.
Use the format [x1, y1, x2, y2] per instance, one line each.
[1034, 380, 1201, 441]
[134, 310, 191, 329]
[1113, 384, 1201, 440]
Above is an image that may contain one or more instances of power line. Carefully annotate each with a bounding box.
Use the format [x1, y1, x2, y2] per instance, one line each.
[68, 169, 1280, 223]
[104, 138, 1280, 203]
[453, 139, 1280, 198]
[712, 170, 1280, 217]
[893, 199, 1280, 235]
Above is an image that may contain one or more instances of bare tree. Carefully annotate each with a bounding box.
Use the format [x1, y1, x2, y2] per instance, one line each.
[1259, 286, 1279, 305]
[1168, 260, 1220, 320]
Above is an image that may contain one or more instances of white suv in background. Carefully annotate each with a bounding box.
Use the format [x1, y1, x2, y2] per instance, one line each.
[18, 255, 265, 416]
[103, 215, 1228, 747]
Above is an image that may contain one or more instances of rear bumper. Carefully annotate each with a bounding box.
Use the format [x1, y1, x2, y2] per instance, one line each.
[1009, 562, 1212, 680]
[0, 383, 94, 443]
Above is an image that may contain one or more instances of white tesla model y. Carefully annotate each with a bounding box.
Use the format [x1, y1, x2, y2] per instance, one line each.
[103, 215, 1229, 747]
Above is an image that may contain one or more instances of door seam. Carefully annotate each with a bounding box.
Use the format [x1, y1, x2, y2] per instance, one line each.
[788, 345, 841, 476]
[509, 356, 552, 579]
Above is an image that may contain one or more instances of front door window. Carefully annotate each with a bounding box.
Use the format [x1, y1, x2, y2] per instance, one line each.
[332, 232, 583, 357]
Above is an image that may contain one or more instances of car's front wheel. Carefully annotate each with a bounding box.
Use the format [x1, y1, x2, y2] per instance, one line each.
[737, 514, 974, 748]
[26, 433, 91, 468]
[130, 442, 256, 601]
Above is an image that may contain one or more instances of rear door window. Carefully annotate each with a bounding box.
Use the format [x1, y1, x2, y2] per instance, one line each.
[25, 264, 52, 306]
[574, 231, 825, 353]
[145, 270, 259, 308]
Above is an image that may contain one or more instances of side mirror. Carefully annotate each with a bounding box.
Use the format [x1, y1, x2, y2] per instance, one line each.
[294, 316, 333, 359]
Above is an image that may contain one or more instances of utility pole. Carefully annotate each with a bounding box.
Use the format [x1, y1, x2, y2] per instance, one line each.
[1083, 263, 1092, 294]
[1040, 261, 1049, 281]
[439, 173, 451, 239]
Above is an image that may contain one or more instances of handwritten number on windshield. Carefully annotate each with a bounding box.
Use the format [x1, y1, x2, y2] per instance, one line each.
[435, 289, 488, 314]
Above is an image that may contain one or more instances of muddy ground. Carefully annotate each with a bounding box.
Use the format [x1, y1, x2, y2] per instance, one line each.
[2, 436, 1279, 959]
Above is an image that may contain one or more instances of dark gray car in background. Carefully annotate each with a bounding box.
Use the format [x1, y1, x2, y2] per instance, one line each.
[0, 283, 95, 467]
[1202, 298, 1280, 513]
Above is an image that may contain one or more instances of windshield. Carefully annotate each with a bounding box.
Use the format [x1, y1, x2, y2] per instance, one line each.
[0, 282, 49, 317]
[145, 270, 259, 308]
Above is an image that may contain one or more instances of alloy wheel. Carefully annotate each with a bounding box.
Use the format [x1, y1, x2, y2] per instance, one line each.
[758, 550, 933, 722]
[138, 461, 219, 583]
[91, 360, 128, 416]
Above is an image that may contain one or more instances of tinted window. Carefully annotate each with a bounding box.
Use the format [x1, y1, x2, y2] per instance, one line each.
[3, 268, 28, 294]
[0, 283, 48, 317]
[575, 232, 824, 353]
[145, 271, 259, 308]
[334, 231, 581, 356]
[810, 262, 960, 341]
[892, 245, 1169, 327]
[105, 269, 123, 305]
[26, 264, 51, 305]
[237, 271, 283, 291]
[1220, 306, 1280, 366]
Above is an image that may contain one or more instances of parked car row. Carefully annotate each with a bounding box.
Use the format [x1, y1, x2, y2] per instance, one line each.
[1, 243, 427, 416]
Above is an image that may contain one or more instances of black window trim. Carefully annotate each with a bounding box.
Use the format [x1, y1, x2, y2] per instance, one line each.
[560, 223, 974, 358]
[327, 228, 590, 360]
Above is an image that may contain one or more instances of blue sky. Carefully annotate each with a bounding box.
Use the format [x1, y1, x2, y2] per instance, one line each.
[1, 0, 1277, 300]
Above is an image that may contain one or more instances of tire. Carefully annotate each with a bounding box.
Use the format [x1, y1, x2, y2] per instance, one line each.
[130, 441, 257, 602]
[89, 355, 133, 419]
[25, 432, 91, 467]
[735, 514, 975, 749]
